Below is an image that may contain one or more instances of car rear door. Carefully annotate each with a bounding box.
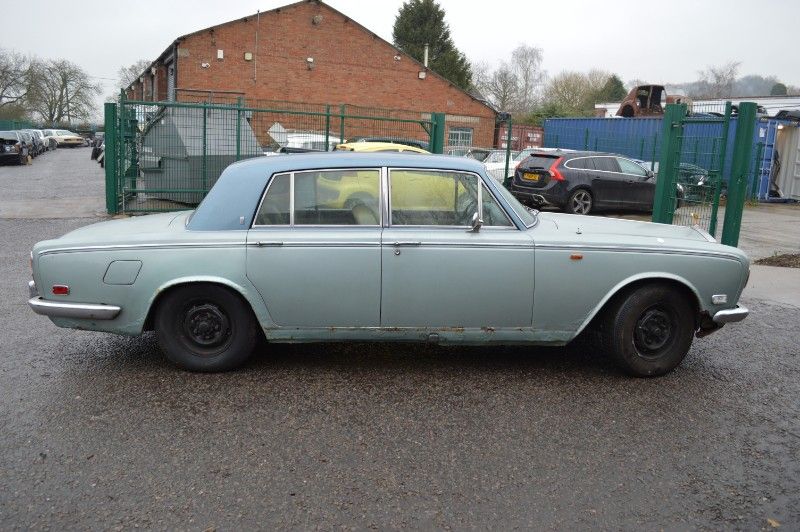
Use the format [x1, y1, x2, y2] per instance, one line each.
[616, 157, 655, 210]
[246, 169, 382, 328]
[590, 156, 626, 209]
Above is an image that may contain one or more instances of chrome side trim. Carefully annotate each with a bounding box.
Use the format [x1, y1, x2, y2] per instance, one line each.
[38, 242, 246, 256]
[246, 241, 380, 248]
[534, 243, 741, 260]
[28, 297, 122, 320]
[713, 305, 749, 324]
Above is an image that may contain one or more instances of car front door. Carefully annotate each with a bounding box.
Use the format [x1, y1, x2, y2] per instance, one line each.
[380, 168, 534, 329]
[589, 156, 626, 209]
[246, 168, 383, 327]
[616, 157, 655, 210]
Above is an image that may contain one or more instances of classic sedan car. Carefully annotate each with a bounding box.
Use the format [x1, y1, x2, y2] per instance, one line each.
[27, 153, 749, 376]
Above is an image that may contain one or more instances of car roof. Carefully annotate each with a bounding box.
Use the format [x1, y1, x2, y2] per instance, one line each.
[188, 152, 488, 231]
[336, 141, 429, 153]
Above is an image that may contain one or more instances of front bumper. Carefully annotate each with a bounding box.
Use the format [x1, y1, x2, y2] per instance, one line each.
[712, 305, 749, 324]
[27, 281, 121, 320]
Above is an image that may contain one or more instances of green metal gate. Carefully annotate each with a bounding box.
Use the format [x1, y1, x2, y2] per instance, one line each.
[652, 101, 758, 246]
[105, 95, 446, 214]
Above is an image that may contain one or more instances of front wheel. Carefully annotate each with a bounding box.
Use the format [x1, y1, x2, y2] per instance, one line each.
[154, 284, 258, 372]
[566, 189, 593, 215]
[599, 283, 695, 377]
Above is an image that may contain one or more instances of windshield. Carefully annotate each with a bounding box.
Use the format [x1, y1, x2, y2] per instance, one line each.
[493, 182, 537, 227]
[483, 151, 508, 164]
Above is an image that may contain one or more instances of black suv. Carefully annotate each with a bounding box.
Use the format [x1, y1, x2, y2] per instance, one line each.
[510, 150, 657, 215]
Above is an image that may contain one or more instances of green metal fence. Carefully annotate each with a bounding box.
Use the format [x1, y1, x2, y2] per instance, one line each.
[106, 94, 448, 213]
[652, 102, 731, 236]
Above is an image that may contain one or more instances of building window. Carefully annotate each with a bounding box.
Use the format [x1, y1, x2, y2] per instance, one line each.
[448, 127, 473, 147]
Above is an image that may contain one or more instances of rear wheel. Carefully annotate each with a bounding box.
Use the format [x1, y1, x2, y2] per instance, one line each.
[566, 189, 593, 215]
[599, 283, 695, 377]
[154, 284, 258, 372]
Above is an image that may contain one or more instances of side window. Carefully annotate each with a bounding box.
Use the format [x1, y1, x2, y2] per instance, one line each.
[482, 185, 513, 227]
[617, 157, 648, 177]
[255, 173, 290, 225]
[390, 170, 478, 226]
[568, 158, 586, 170]
[593, 157, 620, 173]
[295, 169, 380, 225]
[254, 169, 381, 226]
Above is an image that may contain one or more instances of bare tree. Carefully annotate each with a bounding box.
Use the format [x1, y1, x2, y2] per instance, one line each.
[509, 44, 545, 113]
[543, 70, 612, 115]
[697, 61, 740, 98]
[0, 48, 32, 109]
[486, 63, 519, 111]
[27, 59, 101, 123]
[117, 59, 151, 91]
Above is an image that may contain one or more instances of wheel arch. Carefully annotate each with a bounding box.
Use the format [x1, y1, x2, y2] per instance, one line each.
[573, 273, 703, 337]
[142, 276, 272, 331]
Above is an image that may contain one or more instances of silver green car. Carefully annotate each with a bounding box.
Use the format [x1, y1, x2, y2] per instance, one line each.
[27, 153, 749, 376]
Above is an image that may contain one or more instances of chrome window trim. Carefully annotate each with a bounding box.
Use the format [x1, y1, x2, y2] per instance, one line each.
[251, 168, 383, 229]
[480, 182, 514, 227]
[567, 155, 650, 179]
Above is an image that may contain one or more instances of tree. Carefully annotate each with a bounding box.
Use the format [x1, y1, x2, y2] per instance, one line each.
[484, 62, 518, 111]
[117, 59, 151, 92]
[392, 0, 472, 90]
[0, 48, 32, 110]
[597, 74, 627, 102]
[771, 82, 788, 96]
[696, 61, 740, 98]
[509, 44, 545, 113]
[27, 59, 101, 123]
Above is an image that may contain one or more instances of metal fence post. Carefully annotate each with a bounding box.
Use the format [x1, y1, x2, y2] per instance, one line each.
[430, 112, 446, 154]
[503, 118, 513, 188]
[750, 142, 764, 200]
[583, 128, 589, 150]
[652, 103, 687, 224]
[104, 102, 118, 215]
[201, 102, 208, 191]
[235, 96, 243, 161]
[324, 105, 331, 151]
[721, 102, 757, 247]
[708, 102, 732, 237]
[339, 104, 346, 145]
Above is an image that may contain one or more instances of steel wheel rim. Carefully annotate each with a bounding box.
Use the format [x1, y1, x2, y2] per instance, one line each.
[634, 306, 675, 356]
[181, 302, 232, 353]
[572, 191, 591, 214]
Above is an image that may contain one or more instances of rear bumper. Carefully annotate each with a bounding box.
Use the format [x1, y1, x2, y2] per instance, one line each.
[27, 281, 121, 320]
[712, 305, 749, 324]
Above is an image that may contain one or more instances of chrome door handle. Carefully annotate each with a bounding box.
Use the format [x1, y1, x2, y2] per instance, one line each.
[256, 241, 283, 247]
[392, 241, 422, 246]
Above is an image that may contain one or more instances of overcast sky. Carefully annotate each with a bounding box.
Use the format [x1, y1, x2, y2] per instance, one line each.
[4, 0, 798, 112]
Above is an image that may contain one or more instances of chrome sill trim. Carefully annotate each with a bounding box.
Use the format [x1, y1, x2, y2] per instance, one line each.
[712, 305, 749, 325]
[38, 242, 245, 255]
[28, 297, 121, 320]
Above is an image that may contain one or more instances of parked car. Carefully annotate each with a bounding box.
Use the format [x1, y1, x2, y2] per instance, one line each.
[17, 130, 36, 157]
[347, 136, 430, 151]
[483, 148, 554, 183]
[616, 84, 693, 118]
[0, 131, 28, 165]
[334, 141, 429, 153]
[48, 129, 85, 148]
[23, 130, 47, 155]
[511, 150, 676, 214]
[445, 146, 493, 161]
[41, 129, 59, 150]
[27, 153, 749, 376]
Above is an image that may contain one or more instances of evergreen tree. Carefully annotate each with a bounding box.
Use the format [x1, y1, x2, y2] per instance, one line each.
[392, 0, 472, 90]
[770, 82, 788, 96]
[598, 74, 627, 102]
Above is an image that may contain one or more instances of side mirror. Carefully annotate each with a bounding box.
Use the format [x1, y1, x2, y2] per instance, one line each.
[468, 212, 483, 232]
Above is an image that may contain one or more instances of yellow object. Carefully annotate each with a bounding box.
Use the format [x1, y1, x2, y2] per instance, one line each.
[334, 142, 429, 154]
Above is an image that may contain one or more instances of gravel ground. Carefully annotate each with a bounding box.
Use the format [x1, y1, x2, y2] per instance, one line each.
[755, 254, 800, 268]
[1, 150, 799, 529]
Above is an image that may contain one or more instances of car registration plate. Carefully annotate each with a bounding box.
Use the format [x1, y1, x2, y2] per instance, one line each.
[523, 172, 540, 182]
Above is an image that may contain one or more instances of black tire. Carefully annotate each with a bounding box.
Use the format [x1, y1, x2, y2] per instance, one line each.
[566, 188, 593, 215]
[599, 283, 695, 377]
[154, 284, 258, 372]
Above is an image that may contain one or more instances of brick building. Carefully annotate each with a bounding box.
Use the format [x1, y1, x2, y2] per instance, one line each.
[126, 0, 497, 148]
